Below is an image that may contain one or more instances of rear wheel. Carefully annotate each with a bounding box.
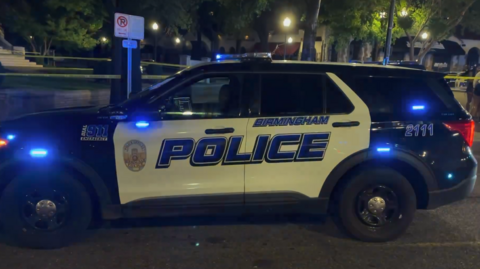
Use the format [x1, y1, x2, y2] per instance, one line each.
[333, 167, 417, 242]
[0, 170, 92, 248]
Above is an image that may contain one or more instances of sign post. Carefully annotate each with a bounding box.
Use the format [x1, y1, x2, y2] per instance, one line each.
[127, 39, 132, 98]
[114, 13, 144, 98]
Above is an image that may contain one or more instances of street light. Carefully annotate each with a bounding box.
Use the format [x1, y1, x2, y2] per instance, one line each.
[101, 37, 107, 42]
[400, 9, 408, 17]
[152, 22, 159, 62]
[283, 17, 291, 60]
[287, 37, 293, 43]
[422, 32, 429, 40]
[175, 37, 181, 44]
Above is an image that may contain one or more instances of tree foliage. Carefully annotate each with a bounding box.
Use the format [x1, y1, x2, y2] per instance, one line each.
[124, 0, 197, 35]
[217, 0, 274, 52]
[320, 0, 402, 49]
[217, 0, 272, 33]
[397, 0, 480, 61]
[0, 0, 105, 55]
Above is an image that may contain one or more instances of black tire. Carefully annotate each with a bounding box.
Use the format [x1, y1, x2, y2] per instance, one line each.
[0, 170, 92, 248]
[332, 167, 416, 242]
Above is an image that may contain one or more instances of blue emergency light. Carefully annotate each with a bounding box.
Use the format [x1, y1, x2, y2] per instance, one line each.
[30, 149, 48, 158]
[215, 53, 272, 62]
[136, 121, 150, 128]
[412, 105, 425, 110]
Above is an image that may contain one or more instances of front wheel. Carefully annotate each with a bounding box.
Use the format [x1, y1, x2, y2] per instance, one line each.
[333, 167, 417, 242]
[0, 170, 92, 248]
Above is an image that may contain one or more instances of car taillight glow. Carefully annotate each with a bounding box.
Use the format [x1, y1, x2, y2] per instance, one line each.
[443, 120, 475, 147]
[0, 139, 7, 147]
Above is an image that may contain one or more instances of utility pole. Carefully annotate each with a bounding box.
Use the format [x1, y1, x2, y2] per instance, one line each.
[383, 0, 395, 65]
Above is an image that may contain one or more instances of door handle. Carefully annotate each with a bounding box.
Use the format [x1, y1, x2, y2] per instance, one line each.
[205, 128, 235, 134]
[332, 121, 360, 128]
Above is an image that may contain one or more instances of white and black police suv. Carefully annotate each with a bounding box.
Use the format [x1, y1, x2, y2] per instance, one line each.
[0, 53, 476, 248]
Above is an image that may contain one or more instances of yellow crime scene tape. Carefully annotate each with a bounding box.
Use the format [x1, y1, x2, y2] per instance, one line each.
[0, 73, 475, 80]
[141, 75, 170, 79]
[444, 76, 480, 80]
[41, 67, 94, 71]
[22, 55, 112, 61]
[141, 61, 187, 68]
[18, 54, 187, 68]
[0, 73, 170, 80]
[0, 73, 120, 79]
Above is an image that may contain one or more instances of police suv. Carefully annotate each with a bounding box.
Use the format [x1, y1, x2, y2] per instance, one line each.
[0, 53, 476, 248]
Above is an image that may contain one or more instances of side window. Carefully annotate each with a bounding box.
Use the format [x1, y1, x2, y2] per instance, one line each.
[348, 77, 450, 121]
[259, 73, 353, 116]
[157, 75, 242, 119]
[325, 78, 354, 114]
[260, 74, 323, 116]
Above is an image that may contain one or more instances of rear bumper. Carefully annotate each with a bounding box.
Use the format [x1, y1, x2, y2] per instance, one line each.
[427, 168, 477, 209]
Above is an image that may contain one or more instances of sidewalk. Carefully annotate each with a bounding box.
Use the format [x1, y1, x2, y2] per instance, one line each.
[475, 132, 480, 142]
[471, 132, 480, 197]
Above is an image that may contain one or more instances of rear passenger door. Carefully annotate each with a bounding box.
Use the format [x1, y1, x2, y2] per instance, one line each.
[244, 73, 371, 202]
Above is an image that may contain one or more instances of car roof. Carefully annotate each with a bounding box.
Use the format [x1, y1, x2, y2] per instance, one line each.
[186, 60, 443, 78]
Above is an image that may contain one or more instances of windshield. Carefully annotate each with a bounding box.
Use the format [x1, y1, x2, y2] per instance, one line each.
[145, 76, 177, 91]
[116, 74, 181, 108]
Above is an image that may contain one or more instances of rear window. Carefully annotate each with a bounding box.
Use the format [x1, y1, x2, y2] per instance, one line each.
[347, 77, 460, 121]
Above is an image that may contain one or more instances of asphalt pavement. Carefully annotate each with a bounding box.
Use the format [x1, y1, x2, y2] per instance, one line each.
[1, 136, 480, 269]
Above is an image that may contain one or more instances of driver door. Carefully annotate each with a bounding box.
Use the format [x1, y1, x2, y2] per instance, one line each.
[114, 74, 249, 205]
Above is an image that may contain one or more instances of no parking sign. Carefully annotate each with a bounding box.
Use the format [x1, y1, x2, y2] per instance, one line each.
[114, 13, 144, 40]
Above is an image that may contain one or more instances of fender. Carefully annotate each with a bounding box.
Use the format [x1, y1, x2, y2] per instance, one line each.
[319, 148, 438, 199]
[0, 156, 112, 207]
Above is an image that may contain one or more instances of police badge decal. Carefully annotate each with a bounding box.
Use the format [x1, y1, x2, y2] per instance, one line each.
[123, 140, 147, 172]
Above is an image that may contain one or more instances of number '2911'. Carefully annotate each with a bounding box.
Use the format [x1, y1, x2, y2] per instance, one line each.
[405, 124, 433, 137]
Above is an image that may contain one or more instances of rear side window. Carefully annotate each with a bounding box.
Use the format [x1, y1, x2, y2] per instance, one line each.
[348, 77, 458, 121]
[259, 74, 353, 116]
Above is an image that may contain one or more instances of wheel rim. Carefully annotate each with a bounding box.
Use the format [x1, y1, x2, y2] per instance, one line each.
[356, 185, 400, 227]
[21, 188, 69, 231]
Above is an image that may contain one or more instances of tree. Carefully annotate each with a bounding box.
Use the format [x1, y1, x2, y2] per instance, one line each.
[0, 0, 105, 55]
[397, 0, 480, 61]
[301, 0, 322, 61]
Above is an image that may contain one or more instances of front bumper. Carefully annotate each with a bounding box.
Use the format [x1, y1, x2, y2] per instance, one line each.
[427, 168, 477, 209]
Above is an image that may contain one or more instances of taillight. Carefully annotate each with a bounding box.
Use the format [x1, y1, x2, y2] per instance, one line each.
[0, 139, 7, 148]
[443, 120, 475, 147]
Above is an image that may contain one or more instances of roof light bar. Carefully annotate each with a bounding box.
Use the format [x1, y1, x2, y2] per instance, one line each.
[216, 53, 272, 62]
